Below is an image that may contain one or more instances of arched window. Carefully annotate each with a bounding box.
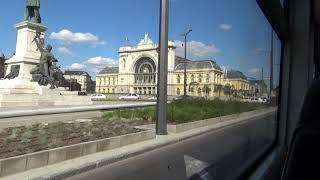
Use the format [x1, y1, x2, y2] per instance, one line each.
[198, 88, 202, 96]
[112, 88, 115, 93]
[107, 88, 110, 93]
[177, 75, 181, 84]
[198, 74, 202, 83]
[134, 57, 156, 85]
[112, 77, 115, 85]
[103, 88, 105, 93]
[191, 74, 195, 83]
[190, 87, 194, 96]
[108, 77, 111, 85]
[122, 58, 126, 69]
[177, 88, 180, 95]
[206, 74, 210, 83]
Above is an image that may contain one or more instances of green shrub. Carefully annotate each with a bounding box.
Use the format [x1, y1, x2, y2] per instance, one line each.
[102, 99, 265, 124]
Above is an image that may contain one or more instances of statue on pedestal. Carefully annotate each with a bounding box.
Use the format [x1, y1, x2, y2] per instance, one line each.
[30, 31, 64, 89]
[24, 0, 41, 23]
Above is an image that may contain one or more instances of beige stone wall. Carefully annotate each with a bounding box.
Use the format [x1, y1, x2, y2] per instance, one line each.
[96, 74, 118, 94]
[64, 74, 95, 92]
[64, 74, 85, 90]
[224, 79, 249, 91]
[170, 69, 224, 97]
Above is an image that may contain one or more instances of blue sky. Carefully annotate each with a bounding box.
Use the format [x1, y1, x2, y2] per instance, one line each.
[0, 0, 281, 86]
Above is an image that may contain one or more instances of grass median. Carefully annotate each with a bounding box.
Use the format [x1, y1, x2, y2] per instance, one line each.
[102, 99, 268, 124]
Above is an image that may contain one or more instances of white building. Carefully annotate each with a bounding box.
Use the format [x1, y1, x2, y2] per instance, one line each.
[64, 71, 95, 92]
[96, 34, 225, 97]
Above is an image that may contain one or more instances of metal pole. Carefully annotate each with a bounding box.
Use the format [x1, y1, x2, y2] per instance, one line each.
[269, 30, 274, 98]
[184, 35, 187, 96]
[182, 29, 191, 97]
[156, 0, 169, 135]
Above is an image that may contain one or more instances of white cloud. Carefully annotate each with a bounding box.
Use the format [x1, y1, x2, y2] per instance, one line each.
[65, 63, 85, 71]
[85, 56, 118, 73]
[64, 56, 118, 75]
[175, 40, 220, 59]
[219, 24, 232, 31]
[49, 29, 105, 45]
[248, 68, 262, 79]
[255, 48, 271, 55]
[57, 46, 73, 55]
[85, 56, 117, 66]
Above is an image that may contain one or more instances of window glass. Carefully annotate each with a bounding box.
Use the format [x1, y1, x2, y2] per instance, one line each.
[0, 0, 281, 179]
[198, 73, 202, 83]
[168, 0, 281, 178]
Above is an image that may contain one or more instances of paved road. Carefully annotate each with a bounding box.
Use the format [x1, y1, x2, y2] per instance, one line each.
[0, 100, 150, 112]
[67, 113, 276, 180]
[0, 101, 153, 129]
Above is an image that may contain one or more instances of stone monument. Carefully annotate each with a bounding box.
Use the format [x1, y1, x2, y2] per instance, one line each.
[0, 0, 92, 107]
[24, 0, 41, 23]
[0, 53, 5, 79]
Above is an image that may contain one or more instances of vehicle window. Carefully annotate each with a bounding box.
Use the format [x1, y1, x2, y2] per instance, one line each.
[168, 0, 281, 178]
[0, 0, 281, 179]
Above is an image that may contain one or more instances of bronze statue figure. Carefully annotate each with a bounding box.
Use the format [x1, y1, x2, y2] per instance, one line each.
[30, 31, 57, 89]
[5, 65, 20, 80]
[24, 0, 41, 23]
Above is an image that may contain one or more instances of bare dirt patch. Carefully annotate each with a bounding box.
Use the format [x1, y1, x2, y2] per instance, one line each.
[0, 119, 146, 159]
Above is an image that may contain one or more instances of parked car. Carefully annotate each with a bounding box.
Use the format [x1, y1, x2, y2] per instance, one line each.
[148, 96, 157, 100]
[91, 94, 106, 101]
[248, 98, 259, 103]
[173, 96, 183, 100]
[78, 91, 87, 96]
[241, 97, 250, 102]
[258, 97, 268, 103]
[173, 95, 192, 100]
[118, 93, 140, 100]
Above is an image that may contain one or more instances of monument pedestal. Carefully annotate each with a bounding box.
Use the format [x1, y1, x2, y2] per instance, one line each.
[6, 21, 47, 80]
[0, 21, 46, 95]
[0, 89, 93, 107]
[0, 21, 93, 108]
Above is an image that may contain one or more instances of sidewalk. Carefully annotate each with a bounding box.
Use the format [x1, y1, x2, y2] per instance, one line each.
[1, 109, 276, 180]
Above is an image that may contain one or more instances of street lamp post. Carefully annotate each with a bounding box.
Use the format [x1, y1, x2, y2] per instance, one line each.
[270, 30, 274, 98]
[156, 0, 169, 135]
[258, 29, 274, 98]
[182, 29, 192, 97]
